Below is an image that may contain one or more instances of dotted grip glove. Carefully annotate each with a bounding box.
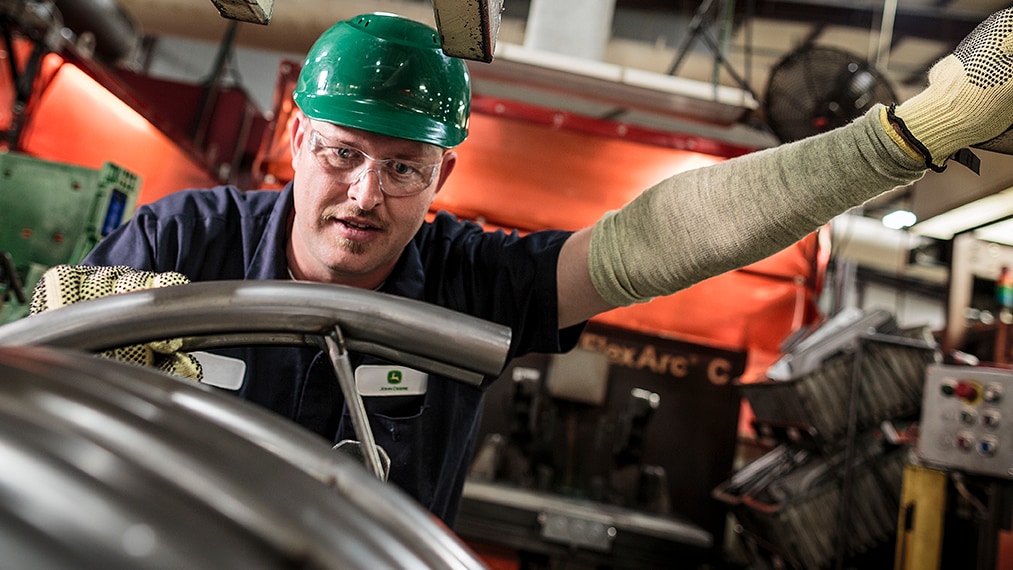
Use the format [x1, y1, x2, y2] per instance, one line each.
[30, 265, 203, 382]
[888, 8, 1013, 170]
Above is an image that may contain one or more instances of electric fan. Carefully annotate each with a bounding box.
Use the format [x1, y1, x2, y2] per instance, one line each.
[764, 45, 896, 143]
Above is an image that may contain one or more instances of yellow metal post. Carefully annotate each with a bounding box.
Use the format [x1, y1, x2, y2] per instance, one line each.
[895, 462, 947, 570]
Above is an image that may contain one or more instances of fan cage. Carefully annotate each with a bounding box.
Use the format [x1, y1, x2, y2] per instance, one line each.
[764, 46, 897, 144]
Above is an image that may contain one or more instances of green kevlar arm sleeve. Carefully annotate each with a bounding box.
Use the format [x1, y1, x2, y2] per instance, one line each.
[587, 105, 925, 307]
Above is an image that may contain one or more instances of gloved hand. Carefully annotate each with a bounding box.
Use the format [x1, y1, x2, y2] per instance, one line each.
[888, 8, 1013, 170]
[30, 265, 203, 381]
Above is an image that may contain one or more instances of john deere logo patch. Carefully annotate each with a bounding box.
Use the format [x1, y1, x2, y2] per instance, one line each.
[355, 365, 427, 396]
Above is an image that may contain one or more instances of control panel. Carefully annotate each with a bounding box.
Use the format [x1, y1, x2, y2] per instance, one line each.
[918, 364, 1013, 478]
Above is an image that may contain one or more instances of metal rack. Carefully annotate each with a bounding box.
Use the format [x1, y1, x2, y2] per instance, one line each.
[717, 309, 941, 569]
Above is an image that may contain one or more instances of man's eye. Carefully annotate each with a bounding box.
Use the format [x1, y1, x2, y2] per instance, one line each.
[334, 147, 356, 160]
[389, 161, 416, 176]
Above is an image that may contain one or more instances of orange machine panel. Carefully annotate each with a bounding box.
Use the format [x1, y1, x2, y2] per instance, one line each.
[9, 53, 216, 204]
[435, 109, 725, 231]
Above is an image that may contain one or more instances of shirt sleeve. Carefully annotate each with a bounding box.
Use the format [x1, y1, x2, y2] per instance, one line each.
[416, 213, 585, 360]
[83, 187, 274, 281]
[83, 205, 160, 271]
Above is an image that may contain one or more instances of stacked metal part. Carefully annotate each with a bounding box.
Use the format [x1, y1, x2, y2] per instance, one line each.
[744, 308, 940, 444]
[715, 437, 907, 569]
[716, 307, 941, 569]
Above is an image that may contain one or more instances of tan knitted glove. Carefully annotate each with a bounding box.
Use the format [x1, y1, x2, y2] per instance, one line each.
[30, 265, 203, 381]
[887, 8, 1013, 169]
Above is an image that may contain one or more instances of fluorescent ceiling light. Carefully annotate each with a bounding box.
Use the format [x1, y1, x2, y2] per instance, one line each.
[973, 218, 1013, 246]
[911, 187, 1013, 240]
[493, 42, 759, 109]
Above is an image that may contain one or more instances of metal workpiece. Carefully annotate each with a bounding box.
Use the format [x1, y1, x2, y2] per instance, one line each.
[0, 345, 486, 569]
[0, 281, 507, 566]
[745, 309, 939, 446]
[462, 480, 713, 549]
[431, 0, 503, 62]
[208, 0, 273, 25]
[324, 327, 386, 481]
[0, 280, 511, 385]
[714, 439, 907, 570]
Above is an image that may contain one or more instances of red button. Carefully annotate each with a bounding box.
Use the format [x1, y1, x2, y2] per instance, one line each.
[955, 382, 979, 401]
[956, 434, 974, 450]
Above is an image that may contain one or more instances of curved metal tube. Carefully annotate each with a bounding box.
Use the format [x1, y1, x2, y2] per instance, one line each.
[0, 346, 486, 569]
[0, 280, 511, 385]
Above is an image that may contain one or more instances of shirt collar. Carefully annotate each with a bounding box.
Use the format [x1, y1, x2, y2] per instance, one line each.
[246, 182, 295, 280]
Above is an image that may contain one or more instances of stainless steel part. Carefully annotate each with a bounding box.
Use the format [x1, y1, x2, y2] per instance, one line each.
[324, 327, 385, 479]
[431, 0, 503, 62]
[714, 440, 906, 569]
[208, 0, 273, 24]
[0, 345, 486, 569]
[745, 327, 939, 445]
[463, 481, 712, 549]
[766, 307, 896, 381]
[0, 280, 511, 385]
[334, 439, 391, 480]
[0, 280, 510, 566]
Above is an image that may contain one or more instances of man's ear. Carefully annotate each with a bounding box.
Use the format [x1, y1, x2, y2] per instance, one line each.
[433, 150, 457, 196]
[289, 110, 308, 169]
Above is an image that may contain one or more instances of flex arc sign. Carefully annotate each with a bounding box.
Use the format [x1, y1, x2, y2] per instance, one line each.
[577, 323, 747, 386]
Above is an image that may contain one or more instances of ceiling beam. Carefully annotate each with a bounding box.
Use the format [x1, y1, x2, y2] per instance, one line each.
[748, 0, 984, 43]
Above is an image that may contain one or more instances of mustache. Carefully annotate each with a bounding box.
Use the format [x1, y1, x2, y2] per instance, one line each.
[321, 205, 385, 228]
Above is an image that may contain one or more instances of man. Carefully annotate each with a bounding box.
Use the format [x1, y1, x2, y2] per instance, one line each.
[76, 9, 1013, 526]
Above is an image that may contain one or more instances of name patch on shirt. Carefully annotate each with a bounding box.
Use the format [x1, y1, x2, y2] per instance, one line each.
[355, 365, 428, 396]
[191, 351, 246, 390]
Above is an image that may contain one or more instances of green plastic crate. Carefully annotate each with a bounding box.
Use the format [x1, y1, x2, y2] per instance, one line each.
[0, 153, 140, 322]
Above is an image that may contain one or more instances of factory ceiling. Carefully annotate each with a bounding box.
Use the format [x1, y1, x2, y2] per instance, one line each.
[105, 1, 1004, 112]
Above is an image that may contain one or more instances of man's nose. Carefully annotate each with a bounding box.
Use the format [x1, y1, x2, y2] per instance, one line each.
[346, 167, 385, 209]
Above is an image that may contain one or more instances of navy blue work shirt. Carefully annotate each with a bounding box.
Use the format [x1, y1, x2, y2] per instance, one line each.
[83, 183, 584, 526]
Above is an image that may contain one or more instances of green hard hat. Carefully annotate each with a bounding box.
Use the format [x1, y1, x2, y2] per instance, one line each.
[294, 12, 471, 148]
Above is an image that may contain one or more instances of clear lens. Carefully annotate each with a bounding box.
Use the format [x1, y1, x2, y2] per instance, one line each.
[308, 130, 439, 196]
